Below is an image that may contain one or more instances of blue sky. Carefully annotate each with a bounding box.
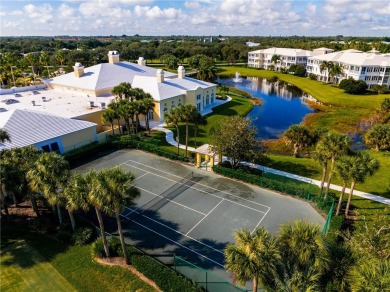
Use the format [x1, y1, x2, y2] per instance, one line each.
[1, 0, 389, 36]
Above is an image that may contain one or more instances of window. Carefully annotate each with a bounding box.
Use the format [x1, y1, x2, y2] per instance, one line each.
[211, 93, 214, 103]
[361, 67, 366, 73]
[367, 67, 373, 72]
[206, 96, 209, 105]
[365, 76, 371, 81]
[163, 108, 168, 113]
[148, 111, 154, 120]
[42, 145, 50, 152]
[196, 94, 201, 100]
[197, 103, 201, 111]
[51, 142, 60, 153]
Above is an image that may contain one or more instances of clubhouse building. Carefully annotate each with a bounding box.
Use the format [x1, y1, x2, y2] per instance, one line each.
[0, 51, 217, 153]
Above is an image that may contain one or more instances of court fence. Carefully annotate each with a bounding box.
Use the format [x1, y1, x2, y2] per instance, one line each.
[173, 255, 248, 292]
[91, 225, 248, 292]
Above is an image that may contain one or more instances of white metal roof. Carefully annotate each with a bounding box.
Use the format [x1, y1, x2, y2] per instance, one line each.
[47, 61, 177, 92]
[132, 76, 216, 101]
[0, 109, 96, 150]
[309, 50, 390, 66]
[249, 47, 314, 57]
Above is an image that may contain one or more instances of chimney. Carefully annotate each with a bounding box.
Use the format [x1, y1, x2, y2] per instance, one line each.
[138, 57, 146, 66]
[178, 66, 185, 79]
[156, 69, 164, 83]
[108, 51, 120, 64]
[73, 62, 84, 78]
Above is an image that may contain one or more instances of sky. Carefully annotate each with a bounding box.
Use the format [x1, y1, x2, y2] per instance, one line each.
[1, 0, 390, 37]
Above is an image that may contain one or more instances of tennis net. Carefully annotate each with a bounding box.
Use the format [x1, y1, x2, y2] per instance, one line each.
[122, 171, 195, 221]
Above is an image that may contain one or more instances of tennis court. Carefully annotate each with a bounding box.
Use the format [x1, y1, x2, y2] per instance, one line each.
[76, 149, 324, 283]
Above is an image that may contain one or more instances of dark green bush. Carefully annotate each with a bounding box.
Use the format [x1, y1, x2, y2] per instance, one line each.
[55, 224, 72, 243]
[308, 73, 317, 80]
[72, 226, 93, 245]
[131, 255, 204, 292]
[91, 236, 122, 258]
[339, 78, 367, 94]
[143, 137, 160, 146]
[267, 75, 279, 82]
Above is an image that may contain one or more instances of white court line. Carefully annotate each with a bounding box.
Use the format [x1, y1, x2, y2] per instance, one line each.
[125, 163, 266, 215]
[125, 159, 271, 210]
[251, 208, 271, 234]
[186, 199, 224, 236]
[122, 207, 224, 255]
[132, 173, 148, 182]
[137, 186, 206, 216]
[120, 213, 225, 268]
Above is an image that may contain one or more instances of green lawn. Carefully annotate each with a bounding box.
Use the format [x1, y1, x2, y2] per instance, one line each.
[1, 240, 76, 292]
[1, 228, 155, 292]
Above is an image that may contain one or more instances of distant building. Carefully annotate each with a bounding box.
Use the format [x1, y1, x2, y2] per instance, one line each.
[246, 42, 260, 47]
[248, 47, 315, 69]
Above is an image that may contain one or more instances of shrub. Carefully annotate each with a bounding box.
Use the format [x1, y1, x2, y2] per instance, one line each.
[226, 86, 253, 99]
[143, 137, 160, 146]
[371, 84, 389, 94]
[91, 236, 122, 258]
[289, 64, 306, 77]
[72, 227, 93, 245]
[131, 255, 204, 292]
[267, 75, 279, 82]
[339, 78, 367, 94]
[55, 224, 72, 243]
[308, 73, 318, 80]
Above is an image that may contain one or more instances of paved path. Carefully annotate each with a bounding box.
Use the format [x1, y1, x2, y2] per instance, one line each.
[151, 126, 390, 206]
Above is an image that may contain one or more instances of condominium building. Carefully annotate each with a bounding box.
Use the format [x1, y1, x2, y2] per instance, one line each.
[307, 49, 390, 88]
[247, 47, 316, 69]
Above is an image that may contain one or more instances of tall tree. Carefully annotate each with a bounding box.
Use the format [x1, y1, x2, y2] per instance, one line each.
[64, 172, 90, 231]
[141, 97, 155, 132]
[55, 50, 66, 68]
[102, 108, 117, 135]
[96, 167, 140, 263]
[312, 150, 330, 194]
[277, 221, 330, 291]
[225, 228, 280, 291]
[192, 112, 207, 148]
[85, 170, 110, 257]
[283, 124, 312, 157]
[112, 82, 132, 100]
[118, 99, 135, 135]
[209, 116, 257, 168]
[271, 54, 281, 70]
[320, 61, 331, 83]
[329, 63, 343, 84]
[108, 102, 122, 135]
[344, 152, 379, 216]
[334, 156, 352, 216]
[319, 132, 351, 199]
[27, 152, 70, 224]
[164, 107, 182, 155]
[179, 104, 198, 156]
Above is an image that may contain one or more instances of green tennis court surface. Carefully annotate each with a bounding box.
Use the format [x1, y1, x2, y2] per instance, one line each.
[76, 149, 324, 283]
[1, 241, 76, 292]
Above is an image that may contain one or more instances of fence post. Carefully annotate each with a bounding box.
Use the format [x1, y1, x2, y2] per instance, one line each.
[205, 271, 208, 291]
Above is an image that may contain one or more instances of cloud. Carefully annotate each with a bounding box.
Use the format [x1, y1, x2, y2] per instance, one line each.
[23, 4, 53, 23]
[184, 1, 202, 10]
[58, 4, 76, 19]
[145, 6, 181, 19]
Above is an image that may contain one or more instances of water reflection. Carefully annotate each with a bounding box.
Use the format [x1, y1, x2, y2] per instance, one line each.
[218, 77, 314, 139]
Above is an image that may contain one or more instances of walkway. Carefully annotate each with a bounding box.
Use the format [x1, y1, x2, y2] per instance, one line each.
[150, 126, 390, 206]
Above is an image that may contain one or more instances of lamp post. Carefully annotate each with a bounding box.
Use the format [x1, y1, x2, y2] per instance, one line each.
[10, 66, 16, 87]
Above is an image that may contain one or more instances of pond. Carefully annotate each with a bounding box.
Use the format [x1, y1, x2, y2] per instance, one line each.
[218, 76, 315, 139]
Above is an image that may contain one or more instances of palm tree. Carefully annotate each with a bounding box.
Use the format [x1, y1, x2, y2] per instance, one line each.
[85, 170, 110, 257]
[225, 228, 280, 291]
[335, 156, 352, 215]
[64, 172, 90, 231]
[329, 63, 343, 84]
[118, 99, 135, 135]
[197, 65, 217, 82]
[112, 82, 132, 100]
[39, 51, 51, 78]
[277, 221, 330, 290]
[132, 100, 143, 134]
[312, 150, 330, 194]
[345, 152, 379, 216]
[0, 129, 10, 143]
[164, 107, 182, 155]
[283, 124, 312, 157]
[102, 108, 116, 135]
[96, 167, 140, 263]
[271, 54, 281, 70]
[179, 104, 198, 156]
[55, 50, 66, 68]
[192, 112, 207, 148]
[141, 97, 155, 132]
[108, 102, 122, 135]
[320, 61, 331, 83]
[27, 152, 70, 224]
[319, 132, 351, 199]
[24, 53, 37, 84]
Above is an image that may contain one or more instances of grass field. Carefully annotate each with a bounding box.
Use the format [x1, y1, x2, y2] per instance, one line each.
[1, 228, 155, 292]
[1, 240, 75, 292]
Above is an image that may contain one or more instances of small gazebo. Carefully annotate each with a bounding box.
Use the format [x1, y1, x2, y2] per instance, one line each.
[194, 144, 222, 172]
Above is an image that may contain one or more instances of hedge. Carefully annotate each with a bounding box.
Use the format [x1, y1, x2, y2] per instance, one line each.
[112, 136, 190, 162]
[212, 165, 334, 213]
[130, 254, 204, 292]
[226, 86, 253, 99]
